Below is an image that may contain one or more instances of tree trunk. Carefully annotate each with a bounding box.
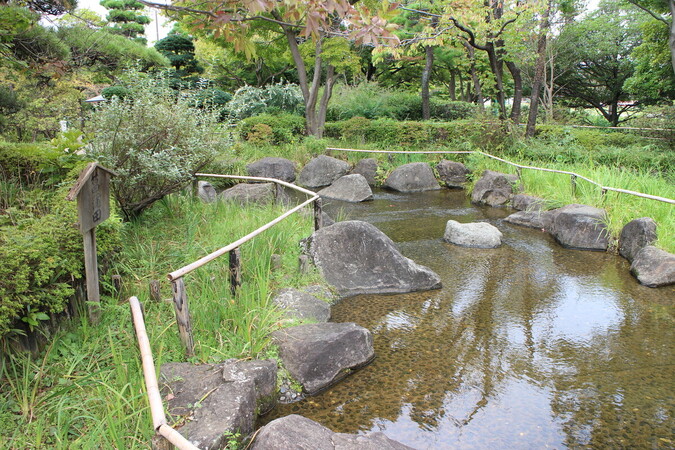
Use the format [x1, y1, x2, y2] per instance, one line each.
[506, 60, 523, 123]
[449, 71, 456, 101]
[421, 45, 434, 120]
[526, 1, 552, 137]
[670, 0, 675, 76]
[485, 42, 507, 119]
[463, 41, 484, 111]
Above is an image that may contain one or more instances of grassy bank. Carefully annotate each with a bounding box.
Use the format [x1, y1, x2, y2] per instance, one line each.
[1, 193, 320, 448]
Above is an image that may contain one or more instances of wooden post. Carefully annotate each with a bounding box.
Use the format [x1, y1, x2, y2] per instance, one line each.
[229, 248, 242, 297]
[111, 275, 122, 299]
[314, 198, 323, 231]
[570, 174, 577, 198]
[149, 280, 162, 302]
[171, 278, 194, 357]
[298, 255, 310, 275]
[516, 167, 522, 179]
[66, 163, 116, 325]
[83, 228, 100, 323]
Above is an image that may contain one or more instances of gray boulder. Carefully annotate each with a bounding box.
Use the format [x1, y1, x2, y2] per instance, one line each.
[298, 156, 351, 188]
[547, 204, 609, 251]
[504, 211, 547, 230]
[219, 183, 275, 205]
[246, 157, 296, 182]
[511, 194, 545, 211]
[619, 217, 658, 262]
[308, 220, 442, 297]
[160, 359, 277, 449]
[272, 288, 331, 323]
[471, 170, 519, 206]
[350, 158, 379, 186]
[250, 415, 414, 450]
[630, 246, 675, 287]
[443, 220, 503, 248]
[436, 160, 469, 188]
[197, 181, 217, 203]
[384, 162, 441, 192]
[317, 174, 373, 202]
[271, 322, 374, 395]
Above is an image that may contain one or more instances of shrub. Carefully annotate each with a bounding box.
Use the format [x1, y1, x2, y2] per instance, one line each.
[101, 86, 130, 100]
[86, 68, 231, 220]
[430, 100, 477, 121]
[228, 83, 304, 120]
[239, 113, 306, 144]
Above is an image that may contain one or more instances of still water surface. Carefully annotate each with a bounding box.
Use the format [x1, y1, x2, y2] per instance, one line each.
[265, 189, 674, 448]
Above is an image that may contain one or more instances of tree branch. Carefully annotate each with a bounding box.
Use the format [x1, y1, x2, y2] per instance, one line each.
[624, 0, 669, 25]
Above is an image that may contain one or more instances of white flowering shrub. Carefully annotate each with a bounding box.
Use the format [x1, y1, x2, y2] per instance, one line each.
[227, 83, 304, 120]
[86, 70, 231, 219]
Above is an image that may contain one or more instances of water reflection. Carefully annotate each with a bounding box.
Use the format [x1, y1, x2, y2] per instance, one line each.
[262, 190, 674, 448]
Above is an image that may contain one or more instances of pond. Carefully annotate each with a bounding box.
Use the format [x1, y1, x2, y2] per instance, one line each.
[263, 189, 674, 448]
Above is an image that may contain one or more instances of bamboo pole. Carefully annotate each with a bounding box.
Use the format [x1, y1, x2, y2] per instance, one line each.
[129, 297, 199, 450]
[171, 278, 195, 357]
[168, 196, 317, 281]
[195, 173, 318, 197]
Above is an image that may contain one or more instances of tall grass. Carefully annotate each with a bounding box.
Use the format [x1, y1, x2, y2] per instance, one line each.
[1, 192, 321, 447]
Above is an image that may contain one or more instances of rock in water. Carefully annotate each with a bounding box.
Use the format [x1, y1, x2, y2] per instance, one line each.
[317, 174, 373, 202]
[308, 220, 442, 297]
[219, 183, 275, 205]
[298, 155, 350, 188]
[436, 160, 470, 188]
[471, 170, 519, 206]
[384, 162, 441, 192]
[630, 246, 675, 287]
[443, 220, 503, 248]
[197, 181, 217, 203]
[547, 204, 609, 251]
[350, 158, 379, 186]
[250, 415, 414, 450]
[272, 322, 373, 395]
[619, 217, 657, 262]
[246, 157, 296, 182]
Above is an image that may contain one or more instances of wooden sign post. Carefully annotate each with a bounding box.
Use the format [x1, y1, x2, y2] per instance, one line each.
[67, 163, 117, 323]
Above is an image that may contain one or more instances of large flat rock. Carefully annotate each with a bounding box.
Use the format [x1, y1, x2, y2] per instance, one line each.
[443, 220, 502, 248]
[547, 204, 609, 251]
[471, 170, 519, 206]
[250, 415, 414, 450]
[308, 220, 442, 297]
[272, 322, 374, 395]
[298, 155, 350, 188]
[384, 162, 441, 192]
[630, 246, 675, 287]
[246, 157, 296, 182]
[317, 174, 373, 202]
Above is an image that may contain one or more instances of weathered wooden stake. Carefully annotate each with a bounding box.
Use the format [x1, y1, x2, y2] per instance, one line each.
[171, 278, 194, 357]
[516, 167, 522, 179]
[82, 228, 101, 323]
[111, 275, 122, 299]
[229, 248, 242, 297]
[314, 197, 323, 231]
[570, 174, 577, 198]
[149, 280, 162, 302]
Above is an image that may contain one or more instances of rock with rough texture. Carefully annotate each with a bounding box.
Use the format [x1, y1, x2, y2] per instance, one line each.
[298, 156, 351, 188]
[504, 211, 547, 230]
[443, 220, 503, 248]
[160, 360, 277, 449]
[250, 415, 414, 450]
[197, 181, 217, 203]
[308, 220, 442, 297]
[350, 158, 379, 186]
[271, 323, 374, 395]
[619, 217, 658, 262]
[219, 183, 275, 205]
[511, 194, 545, 211]
[272, 288, 331, 323]
[436, 160, 470, 188]
[471, 170, 519, 206]
[547, 204, 609, 251]
[384, 162, 441, 192]
[630, 246, 675, 287]
[246, 157, 296, 182]
[317, 174, 373, 202]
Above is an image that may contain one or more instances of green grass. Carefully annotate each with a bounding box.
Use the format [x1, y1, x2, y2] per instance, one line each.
[0, 193, 322, 447]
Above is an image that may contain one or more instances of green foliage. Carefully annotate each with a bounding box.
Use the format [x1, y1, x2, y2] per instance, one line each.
[100, 0, 149, 43]
[101, 86, 130, 100]
[85, 69, 231, 219]
[154, 34, 203, 78]
[239, 113, 306, 144]
[228, 83, 305, 120]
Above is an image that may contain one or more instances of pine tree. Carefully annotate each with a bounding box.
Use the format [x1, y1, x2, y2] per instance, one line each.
[100, 0, 150, 44]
